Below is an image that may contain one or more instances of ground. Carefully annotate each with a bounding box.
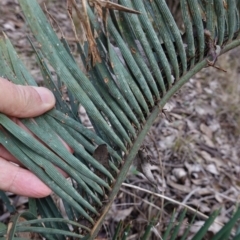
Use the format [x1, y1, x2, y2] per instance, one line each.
[0, 0, 240, 239]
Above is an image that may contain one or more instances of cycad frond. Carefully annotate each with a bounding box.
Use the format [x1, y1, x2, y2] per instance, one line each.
[0, 0, 240, 238]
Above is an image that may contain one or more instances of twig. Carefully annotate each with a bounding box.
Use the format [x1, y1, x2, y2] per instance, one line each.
[120, 187, 162, 211]
[150, 134, 166, 228]
[122, 183, 225, 228]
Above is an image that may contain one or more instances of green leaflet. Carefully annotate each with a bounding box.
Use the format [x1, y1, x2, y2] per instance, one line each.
[0, 114, 110, 189]
[19, 0, 128, 151]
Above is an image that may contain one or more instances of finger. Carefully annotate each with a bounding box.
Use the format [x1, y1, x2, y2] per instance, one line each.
[14, 118, 74, 153]
[0, 118, 73, 173]
[0, 145, 69, 178]
[0, 157, 52, 198]
[0, 77, 55, 118]
[0, 142, 68, 178]
[0, 145, 19, 163]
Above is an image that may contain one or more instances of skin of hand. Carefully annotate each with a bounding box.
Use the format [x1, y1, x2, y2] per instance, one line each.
[0, 77, 68, 198]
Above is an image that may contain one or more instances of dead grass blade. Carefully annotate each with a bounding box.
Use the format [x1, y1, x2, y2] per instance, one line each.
[89, 0, 140, 14]
[67, 0, 101, 65]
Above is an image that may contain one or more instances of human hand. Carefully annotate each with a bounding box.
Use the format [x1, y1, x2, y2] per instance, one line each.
[0, 77, 57, 198]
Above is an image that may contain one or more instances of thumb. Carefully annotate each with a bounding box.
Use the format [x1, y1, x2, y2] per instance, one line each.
[0, 77, 55, 118]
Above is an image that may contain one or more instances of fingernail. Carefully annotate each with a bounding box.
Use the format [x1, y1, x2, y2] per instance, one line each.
[33, 87, 55, 107]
